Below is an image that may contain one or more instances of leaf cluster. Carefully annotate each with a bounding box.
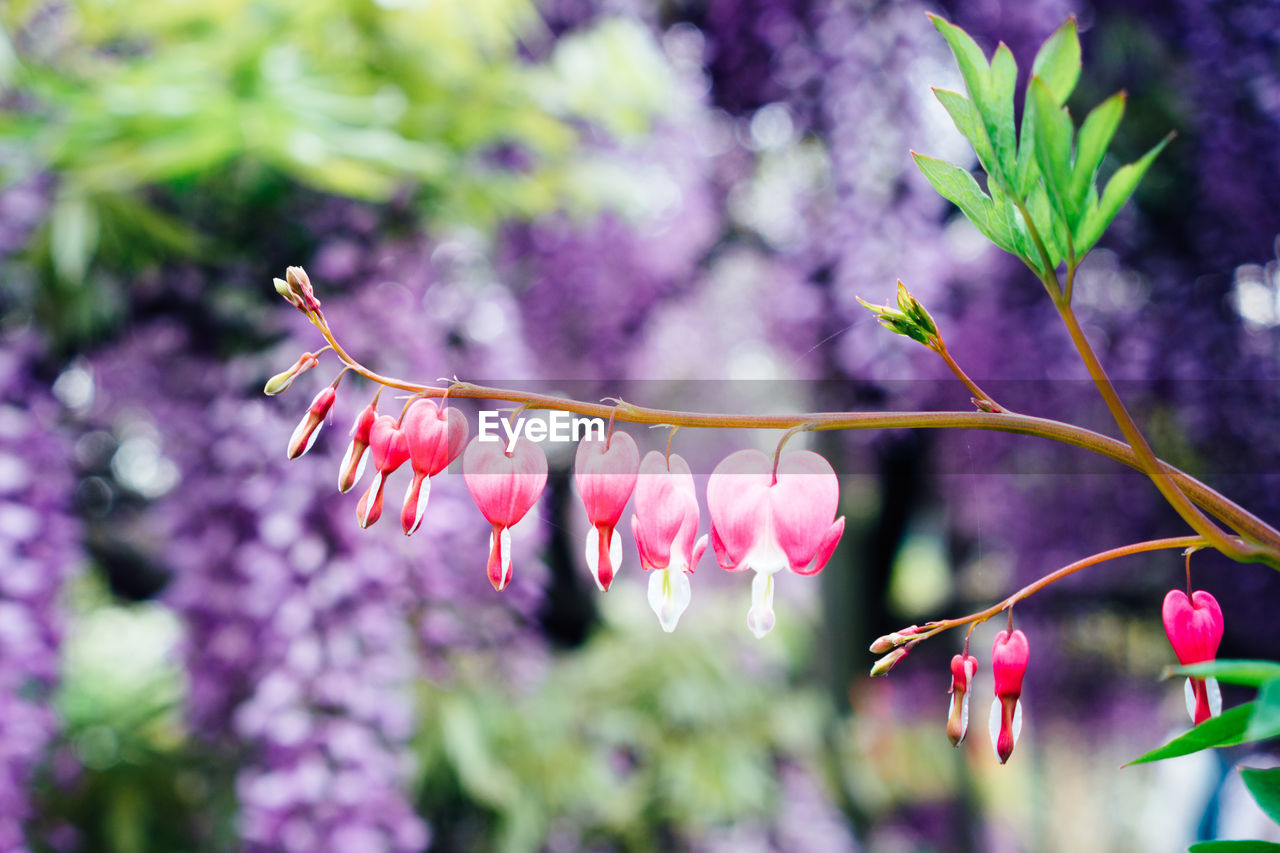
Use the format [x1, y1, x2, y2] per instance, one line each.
[918, 15, 1172, 293]
[1130, 659, 1280, 853]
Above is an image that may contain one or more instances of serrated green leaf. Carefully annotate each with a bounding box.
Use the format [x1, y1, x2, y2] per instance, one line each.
[1242, 767, 1280, 825]
[1029, 76, 1076, 225]
[1166, 660, 1280, 688]
[1031, 16, 1081, 105]
[1074, 131, 1173, 254]
[1127, 702, 1257, 765]
[913, 151, 1018, 257]
[1071, 92, 1126, 209]
[933, 89, 998, 177]
[1188, 842, 1280, 852]
[1247, 679, 1280, 742]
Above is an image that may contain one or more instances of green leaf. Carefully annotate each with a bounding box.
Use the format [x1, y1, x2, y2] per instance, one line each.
[1166, 660, 1280, 688]
[928, 15, 991, 115]
[1188, 842, 1280, 852]
[986, 43, 1018, 185]
[912, 151, 1017, 257]
[1031, 16, 1081, 106]
[1074, 131, 1174, 254]
[1247, 678, 1280, 742]
[1029, 76, 1076, 224]
[1071, 92, 1126, 209]
[1241, 767, 1280, 825]
[933, 89, 997, 177]
[1127, 702, 1256, 765]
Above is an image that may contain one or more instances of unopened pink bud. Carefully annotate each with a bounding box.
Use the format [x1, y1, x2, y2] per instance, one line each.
[286, 266, 322, 313]
[870, 647, 909, 677]
[338, 400, 380, 494]
[868, 625, 919, 654]
[287, 386, 337, 460]
[947, 653, 978, 746]
[989, 629, 1029, 764]
[355, 415, 410, 528]
[264, 352, 320, 396]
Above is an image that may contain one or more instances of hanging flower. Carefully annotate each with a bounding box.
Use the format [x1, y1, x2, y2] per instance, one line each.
[355, 415, 409, 528]
[989, 629, 1029, 764]
[574, 431, 640, 591]
[947, 653, 979, 746]
[706, 449, 845, 638]
[339, 398, 379, 494]
[286, 384, 337, 460]
[1162, 589, 1224, 725]
[400, 398, 469, 535]
[631, 451, 708, 632]
[463, 435, 548, 591]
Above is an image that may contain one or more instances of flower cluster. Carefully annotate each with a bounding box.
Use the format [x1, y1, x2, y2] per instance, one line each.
[271, 317, 848, 636]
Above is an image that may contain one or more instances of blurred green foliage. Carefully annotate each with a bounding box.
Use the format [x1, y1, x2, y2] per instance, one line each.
[414, 597, 834, 853]
[0, 0, 676, 341]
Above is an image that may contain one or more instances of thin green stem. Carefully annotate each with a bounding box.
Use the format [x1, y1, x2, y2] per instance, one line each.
[1056, 301, 1261, 562]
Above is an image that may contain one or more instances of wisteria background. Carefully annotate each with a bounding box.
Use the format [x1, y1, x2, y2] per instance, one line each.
[2, 0, 1280, 850]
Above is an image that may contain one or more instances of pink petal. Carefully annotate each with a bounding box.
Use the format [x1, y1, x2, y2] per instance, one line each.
[770, 450, 841, 572]
[632, 451, 698, 571]
[992, 629, 1029, 698]
[791, 517, 844, 576]
[706, 449, 772, 569]
[1162, 589, 1224, 666]
[368, 415, 410, 473]
[575, 431, 639, 527]
[463, 436, 548, 527]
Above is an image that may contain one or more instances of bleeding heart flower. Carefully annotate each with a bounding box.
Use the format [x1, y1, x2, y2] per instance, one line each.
[463, 436, 548, 591]
[947, 653, 979, 746]
[630, 451, 708, 632]
[400, 399, 469, 535]
[706, 449, 845, 638]
[574, 431, 640, 591]
[338, 399, 379, 494]
[988, 629, 1029, 764]
[287, 384, 337, 460]
[1162, 589, 1224, 725]
[355, 415, 409, 528]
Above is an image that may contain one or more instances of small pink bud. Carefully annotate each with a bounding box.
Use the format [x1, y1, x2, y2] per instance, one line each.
[870, 647, 909, 677]
[287, 385, 337, 460]
[868, 625, 920, 654]
[989, 629, 1029, 764]
[400, 399, 469, 536]
[286, 266, 322, 313]
[1163, 589, 1224, 724]
[575, 431, 639, 592]
[947, 653, 979, 746]
[264, 352, 320, 396]
[355, 415, 409, 528]
[338, 399, 379, 494]
[463, 436, 548, 591]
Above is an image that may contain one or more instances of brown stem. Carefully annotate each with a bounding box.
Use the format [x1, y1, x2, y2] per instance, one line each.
[932, 340, 1004, 412]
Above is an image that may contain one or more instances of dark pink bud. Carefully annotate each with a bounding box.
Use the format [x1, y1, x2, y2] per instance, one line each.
[286, 386, 337, 460]
[338, 400, 380, 494]
[1163, 589, 1224, 724]
[463, 436, 548, 591]
[574, 431, 639, 591]
[355, 415, 409, 528]
[989, 629, 1029, 764]
[947, 653, 978, 746]
[286, 266, 322, 313]
[400, 399, 469, 535]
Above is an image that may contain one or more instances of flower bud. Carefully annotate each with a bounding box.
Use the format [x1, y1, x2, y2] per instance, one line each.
[868, 625, 919, 654]
[946, 653, 979, 746]
[287, 385, 337, 460]
[338, 399, 379, 494]
[870, 647, 909, 677]
[264, 352, 320, 396]
[988, 629, 1029, 764]
[285, 266, 322, 313]
[274, 276, 301, 307]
